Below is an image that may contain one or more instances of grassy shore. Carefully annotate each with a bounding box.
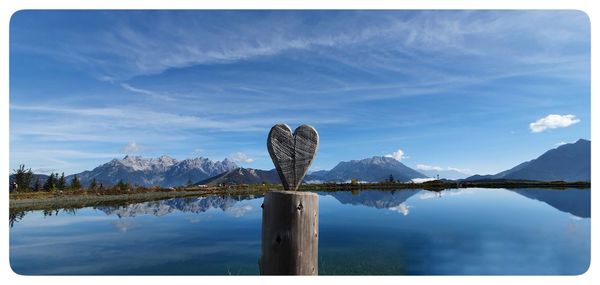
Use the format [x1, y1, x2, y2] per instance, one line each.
[9, 180, 590, 213]
[9, 187, 265, 213]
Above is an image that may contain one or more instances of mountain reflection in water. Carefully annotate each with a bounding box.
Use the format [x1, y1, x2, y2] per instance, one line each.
[510, 188, 590, 218]
[9, 188, 590, 225]
[326, 188, 590, 218]
[96, 195, 260, 218]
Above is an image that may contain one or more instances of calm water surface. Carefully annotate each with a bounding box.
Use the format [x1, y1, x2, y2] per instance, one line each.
[9, 188, 590, 275]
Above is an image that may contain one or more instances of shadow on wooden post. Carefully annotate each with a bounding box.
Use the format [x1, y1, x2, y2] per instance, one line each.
[260, 190, 319, 275]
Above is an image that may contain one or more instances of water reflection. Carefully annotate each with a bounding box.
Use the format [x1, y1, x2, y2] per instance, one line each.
[327, 189, 420, 215]
[96, 195, 259, 218]
[326, 188, 590, 218]
[510, 188, 590, 218]
[10, 189, 591, 226]
[9, 188, 591, 275]
[10, 194, 261, 226]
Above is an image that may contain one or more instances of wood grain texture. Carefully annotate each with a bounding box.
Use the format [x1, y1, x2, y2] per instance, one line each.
[260, 190, 319, 275]
[267, 124, 319, 191]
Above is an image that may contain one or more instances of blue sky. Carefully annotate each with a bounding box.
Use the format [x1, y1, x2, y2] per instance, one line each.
[9, 10, 590, 176]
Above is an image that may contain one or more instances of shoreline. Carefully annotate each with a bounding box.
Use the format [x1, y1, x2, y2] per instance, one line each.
[9, 188, 265, 213]
[9, 181, 590, 213]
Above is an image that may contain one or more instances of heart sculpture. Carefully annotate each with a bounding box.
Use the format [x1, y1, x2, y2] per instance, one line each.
[267, 124, 319, 191]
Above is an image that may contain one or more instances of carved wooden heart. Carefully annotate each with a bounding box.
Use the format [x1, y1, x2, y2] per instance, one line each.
[267, 124, 319, 190]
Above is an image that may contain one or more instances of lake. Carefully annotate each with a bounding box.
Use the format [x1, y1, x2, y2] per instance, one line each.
[9, 188, 590, 275]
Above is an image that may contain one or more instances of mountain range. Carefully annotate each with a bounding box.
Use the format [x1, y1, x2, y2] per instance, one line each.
[67, 155, 238, 187]
[9, 139, 591, 188]
[197, 156, 429, 186]
[464, 139, 591, 182]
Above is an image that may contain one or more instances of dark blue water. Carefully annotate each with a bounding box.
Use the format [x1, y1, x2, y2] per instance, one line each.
[9, 188, 590, 275]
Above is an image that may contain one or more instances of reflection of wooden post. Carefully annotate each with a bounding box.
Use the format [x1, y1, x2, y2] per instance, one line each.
[260, 190, 319, 275]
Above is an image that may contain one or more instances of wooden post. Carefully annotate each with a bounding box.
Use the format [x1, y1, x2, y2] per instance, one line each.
[260, 190, 319, 275]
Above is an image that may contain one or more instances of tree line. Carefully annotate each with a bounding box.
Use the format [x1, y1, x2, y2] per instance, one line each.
[10, 164, 130, 192]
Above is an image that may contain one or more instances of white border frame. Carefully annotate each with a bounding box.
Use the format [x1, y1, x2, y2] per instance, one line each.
[1, 1, 595, 285]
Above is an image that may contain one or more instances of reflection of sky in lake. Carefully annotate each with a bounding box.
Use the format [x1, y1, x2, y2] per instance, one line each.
[10, 188, 590, 275]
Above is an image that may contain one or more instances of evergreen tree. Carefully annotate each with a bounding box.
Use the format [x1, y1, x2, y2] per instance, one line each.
[388, 174, 395, 183]
[116, 179, 128, 191]
[99, 183, 104, 191]
[33, 179, 41, 192]
[57, 172, 66, 190]
[43, 173, 56, 191]
[70, 175, 81, 190]
[89, 178, 98, 190]
[12, 164, 33, 191]
[187, 178, 193, 186]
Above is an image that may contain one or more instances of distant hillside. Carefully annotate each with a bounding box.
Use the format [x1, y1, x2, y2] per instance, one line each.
[9, 173, 49, 188]
[465, 139, 590, 182]
[198, 168, 280, 185]
[306, 156, 427, 182]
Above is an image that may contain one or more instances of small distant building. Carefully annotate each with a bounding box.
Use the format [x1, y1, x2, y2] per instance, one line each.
[196, 184, 208, 188]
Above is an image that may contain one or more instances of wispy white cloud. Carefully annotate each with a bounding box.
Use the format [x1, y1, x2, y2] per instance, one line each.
[447, 167, 471, 173]
[9, 104, 341, 147]
[385, 149, 407, 161]
[229, 152, 254, 163]
[416, 164, 471, 174]
[121, 142, 141, 154]
[13, 11, 588, 82]
[529, 114, 580, 133]
[10, 147, 123, 174]
[120, 83, 176, 101]
[416, 164, 443, 171]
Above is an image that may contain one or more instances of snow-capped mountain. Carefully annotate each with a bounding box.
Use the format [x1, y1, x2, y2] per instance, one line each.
[68, 155, 238, 187]
[117, 155, 178, 171]
[163, 157, 238, 186]
[305, 156, 427, 182]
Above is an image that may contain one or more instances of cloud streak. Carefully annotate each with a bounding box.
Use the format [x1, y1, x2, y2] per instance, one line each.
[11, 11, 589, 81]
[417, 164, 471, 174]
[120, 83, 176, 101]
